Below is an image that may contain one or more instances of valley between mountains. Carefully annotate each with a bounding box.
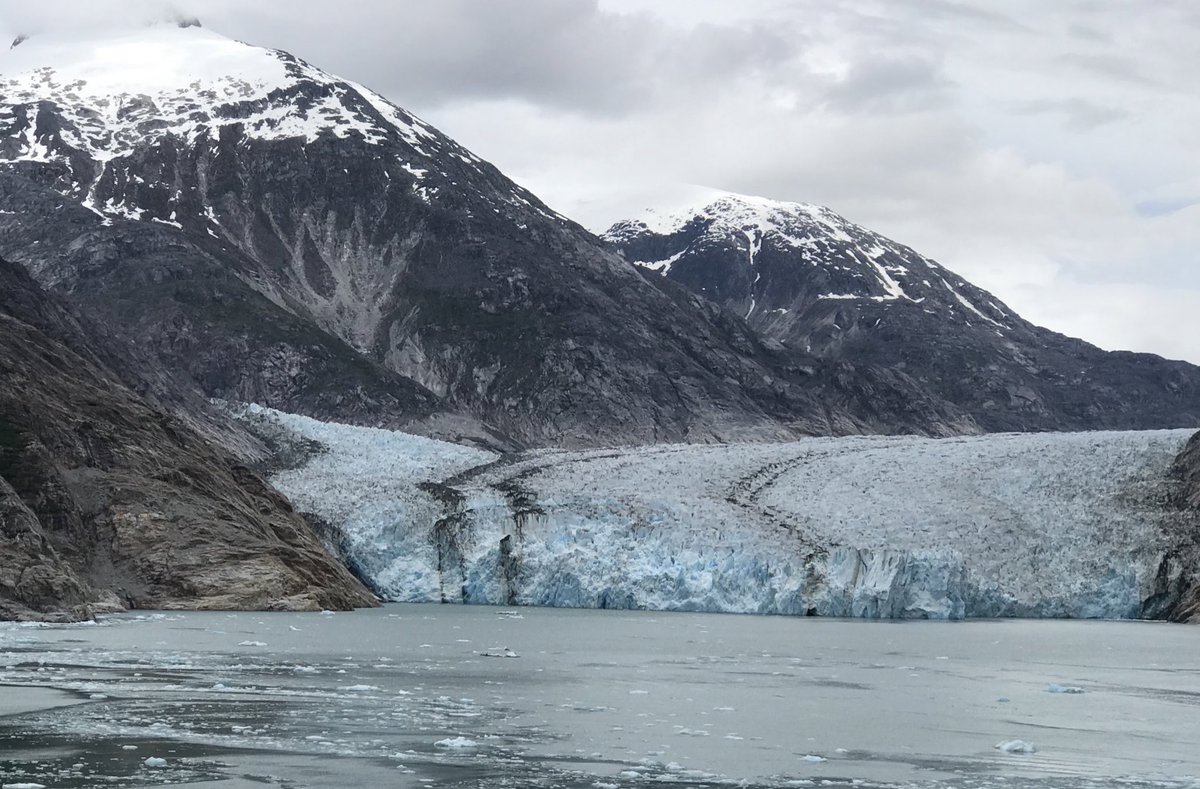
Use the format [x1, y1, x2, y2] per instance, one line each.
[0, 20, 1197, 622]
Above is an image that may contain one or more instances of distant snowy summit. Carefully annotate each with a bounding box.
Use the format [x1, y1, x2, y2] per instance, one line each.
[604, 190, 1012, 331]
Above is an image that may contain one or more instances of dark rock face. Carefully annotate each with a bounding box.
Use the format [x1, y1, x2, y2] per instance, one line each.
[1172, 431, 1200, 621]
[1178, 432, 1200, 510]
[606, 194, 1200, 433]
[0, 476, 92, 622]
[0, 173, 444, 437]
[0, 257, 377, 620]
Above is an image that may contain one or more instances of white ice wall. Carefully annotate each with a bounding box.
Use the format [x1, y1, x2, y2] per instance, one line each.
[250, 407, 1199, 619]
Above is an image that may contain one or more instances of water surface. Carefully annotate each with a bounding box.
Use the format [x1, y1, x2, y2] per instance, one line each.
[2, 605, 1198, 787]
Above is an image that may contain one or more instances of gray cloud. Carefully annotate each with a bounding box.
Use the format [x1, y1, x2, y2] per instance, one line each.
[197, 0, 801, 116]
[823, 53, 953, 114]
[1056, 53, 1163, 89]
[1013, 98, 1129, 131]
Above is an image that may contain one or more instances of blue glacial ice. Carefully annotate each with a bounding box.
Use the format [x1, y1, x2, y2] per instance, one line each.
[244, 406, 1200, 620]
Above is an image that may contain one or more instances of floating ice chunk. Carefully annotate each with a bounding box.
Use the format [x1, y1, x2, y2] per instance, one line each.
[995, 739, 1037, 754]
[480, 647, 519, 658]
[6, 784, 48, 789]
[800, 754, 826, 763]
[344, 684, 379, 692]
[238, 640, 267, 647]
[997, 696, 1011, 703]
[121, 744, 138, 750]
[143, 756, 168, 767]
[435, 736, 479, 748]
[628, 689, 649, 695]
[90, 693, 108, 699]
[1046, 684, 1085, 694]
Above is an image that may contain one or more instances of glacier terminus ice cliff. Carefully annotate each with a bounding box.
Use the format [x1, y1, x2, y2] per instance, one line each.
[239, 406, 1200, 621]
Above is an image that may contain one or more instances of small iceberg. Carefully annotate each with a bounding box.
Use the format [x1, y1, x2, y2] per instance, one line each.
[435, 736, 479, 748]
[995, 740, 1037, 754]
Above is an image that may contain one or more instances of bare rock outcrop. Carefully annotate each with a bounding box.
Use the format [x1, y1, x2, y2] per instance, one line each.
[0, 257, 377, 620]
[1171, 431, 1200, 622]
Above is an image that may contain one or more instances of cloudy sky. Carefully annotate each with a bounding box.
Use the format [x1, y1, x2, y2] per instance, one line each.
[3, 1, 1198, 363]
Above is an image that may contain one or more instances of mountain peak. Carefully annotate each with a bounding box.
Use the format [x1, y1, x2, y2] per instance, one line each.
[604, 188, 845, 244]
[1, 24, 284, 103]
[0, 22, 470, 197]
[603, 187, 1017, 334]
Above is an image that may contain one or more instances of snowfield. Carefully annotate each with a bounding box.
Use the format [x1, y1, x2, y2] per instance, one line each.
[246, 407, 1200, 620]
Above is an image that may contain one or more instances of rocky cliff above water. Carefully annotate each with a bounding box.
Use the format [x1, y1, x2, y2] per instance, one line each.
[0, 256, 377, 620]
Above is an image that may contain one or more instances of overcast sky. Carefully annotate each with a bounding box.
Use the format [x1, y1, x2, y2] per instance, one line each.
[4, 1, 1198, 363]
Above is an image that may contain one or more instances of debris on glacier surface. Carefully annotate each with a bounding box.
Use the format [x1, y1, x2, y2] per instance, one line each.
[248, 406, 1200, 620]
[1046, 684, 1086, 694]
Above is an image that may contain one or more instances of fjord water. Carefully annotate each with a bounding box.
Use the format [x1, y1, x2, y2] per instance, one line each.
[1, 606, 1198, 788]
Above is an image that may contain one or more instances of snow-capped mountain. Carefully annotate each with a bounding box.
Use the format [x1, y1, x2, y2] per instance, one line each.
[605, 191, 1013, 341]
[606, 191, 1200, 433]
[0, 22, 881, 446]
[1, 25, 516, 227]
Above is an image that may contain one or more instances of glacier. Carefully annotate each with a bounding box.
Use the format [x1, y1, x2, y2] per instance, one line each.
[243, 406, 1200, 620]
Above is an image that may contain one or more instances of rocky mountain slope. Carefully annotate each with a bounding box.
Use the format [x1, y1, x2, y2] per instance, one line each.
[0, 23, 943, 447]
[0, 256, 377, 620]
[1175, 431, 1200, 621]
[1176, 431, 1200, 510]
[605, 192, 1200, 433]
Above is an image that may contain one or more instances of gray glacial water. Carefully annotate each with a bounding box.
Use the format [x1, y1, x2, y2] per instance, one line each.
[1, 605, 1198, 788]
